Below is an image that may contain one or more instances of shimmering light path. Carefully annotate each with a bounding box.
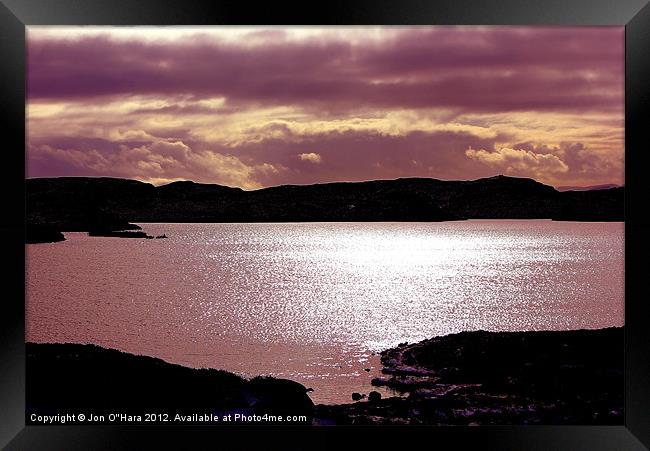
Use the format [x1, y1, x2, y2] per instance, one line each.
[26, 221, 624, 404]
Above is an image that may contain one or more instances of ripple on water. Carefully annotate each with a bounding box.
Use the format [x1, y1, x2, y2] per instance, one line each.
[26, 221, 624, 404]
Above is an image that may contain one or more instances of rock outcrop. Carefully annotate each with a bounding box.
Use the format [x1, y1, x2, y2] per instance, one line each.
[25, 224, 65, 244]
[26, 343, 314, 425]
[315, 328, 623, 425]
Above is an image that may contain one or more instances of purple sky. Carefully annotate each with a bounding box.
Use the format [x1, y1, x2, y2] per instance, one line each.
[27, 27, 624, 189]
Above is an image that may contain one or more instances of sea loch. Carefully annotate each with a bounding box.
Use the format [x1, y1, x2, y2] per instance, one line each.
[26, 220, 624, 404]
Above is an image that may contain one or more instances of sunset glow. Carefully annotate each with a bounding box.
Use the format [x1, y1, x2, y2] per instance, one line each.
[27, 26, 624, 189]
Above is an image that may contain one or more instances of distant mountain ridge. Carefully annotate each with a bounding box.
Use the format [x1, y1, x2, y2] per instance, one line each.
[556, 183, 622, 192]
[26, 175, 624, 232]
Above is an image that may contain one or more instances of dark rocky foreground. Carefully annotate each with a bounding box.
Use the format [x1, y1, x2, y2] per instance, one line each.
[26, 343, 314, 424]
[315, 327, 623, 425]
[25, 224, 66, 244]
[27, 328, 623, 426]
[26, 175, 624, 234]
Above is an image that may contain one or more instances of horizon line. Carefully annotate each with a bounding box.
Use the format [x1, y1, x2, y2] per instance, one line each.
[25, 174, 624, 192]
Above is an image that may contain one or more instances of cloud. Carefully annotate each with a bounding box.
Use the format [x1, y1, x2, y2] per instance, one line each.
[26, 27, 624, 189]
[510, 141, 623, 184]
[28, 139, 284, 190]
[465, 146, 573, 185]
[220, 129, 505, 186]
[298, 152, 322, 163]
[27, 27, 623, 115]
[28, 128, 503, 188]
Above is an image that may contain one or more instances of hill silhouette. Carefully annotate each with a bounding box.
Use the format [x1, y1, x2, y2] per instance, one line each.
[26, 175, 624, 239]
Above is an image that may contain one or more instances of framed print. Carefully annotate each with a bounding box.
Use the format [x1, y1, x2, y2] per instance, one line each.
[2, 0, 649, 449]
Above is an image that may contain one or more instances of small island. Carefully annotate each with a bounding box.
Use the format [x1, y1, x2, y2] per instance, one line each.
[87, 228, 166, 239]
[88, 230, 152, 238]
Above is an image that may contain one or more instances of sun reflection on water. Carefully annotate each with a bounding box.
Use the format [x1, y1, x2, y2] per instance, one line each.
[26, 221, 624, 403]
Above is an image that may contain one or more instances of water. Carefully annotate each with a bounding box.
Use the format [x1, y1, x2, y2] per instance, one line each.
[26, 221, 624, 404]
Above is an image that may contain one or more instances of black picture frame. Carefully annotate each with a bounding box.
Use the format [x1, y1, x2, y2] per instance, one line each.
[2, 1, 649, 449]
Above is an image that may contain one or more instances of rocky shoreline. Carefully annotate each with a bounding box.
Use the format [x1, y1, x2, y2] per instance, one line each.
[315, 327, 623, 425]
[26, 223, 168, 243]
[87, 229, 167, 239]
[27, 327, 623, 426]
[26, 343, 314, 425]
[25, 224, 66, 244]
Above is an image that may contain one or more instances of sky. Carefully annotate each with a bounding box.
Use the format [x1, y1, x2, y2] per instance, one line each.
[27, 26, 624, 190]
